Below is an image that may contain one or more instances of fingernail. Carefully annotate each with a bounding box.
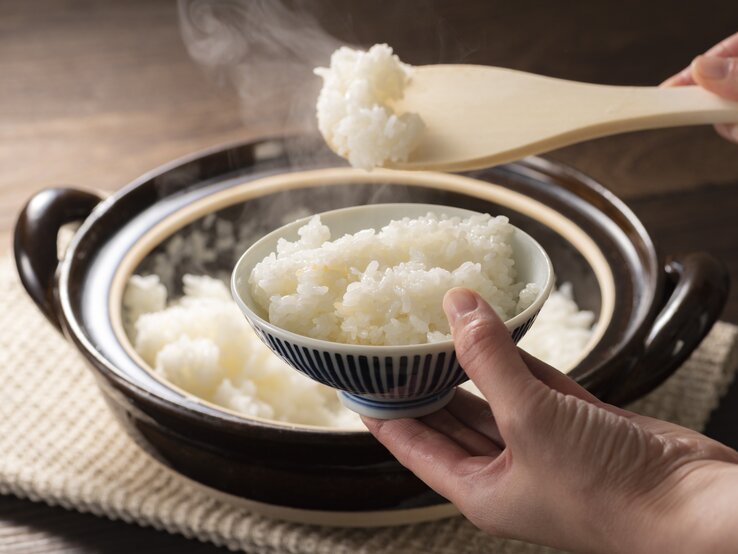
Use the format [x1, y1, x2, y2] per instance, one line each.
[444, 288, 478, 324]
[694, 55, 729, 80]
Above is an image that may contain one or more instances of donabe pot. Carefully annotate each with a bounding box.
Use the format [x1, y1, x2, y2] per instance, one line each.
[14, 137, 728, 524]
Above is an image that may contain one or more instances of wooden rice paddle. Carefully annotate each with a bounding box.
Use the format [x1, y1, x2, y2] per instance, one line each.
[387, 65, 738, 172]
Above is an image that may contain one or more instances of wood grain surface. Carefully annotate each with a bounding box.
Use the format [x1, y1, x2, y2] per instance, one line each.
[1, 0, 738, 552]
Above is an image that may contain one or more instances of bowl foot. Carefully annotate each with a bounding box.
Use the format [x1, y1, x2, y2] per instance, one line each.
[338, 388, 456, 419]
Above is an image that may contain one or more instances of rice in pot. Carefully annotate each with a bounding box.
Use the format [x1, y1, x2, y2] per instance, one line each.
[125, 274, 593, 427]
[124, 274, 362, 428]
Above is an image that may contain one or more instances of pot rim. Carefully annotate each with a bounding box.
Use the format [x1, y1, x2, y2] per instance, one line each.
[54, 137, 662, 439]
[104, 166, 612, 431]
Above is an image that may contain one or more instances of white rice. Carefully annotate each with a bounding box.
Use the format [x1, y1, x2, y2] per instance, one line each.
[125, 274, 594, 427]
[314, 43, 424, 170]
[249, 213, 538, 346]
[124, 274, 362, 428]
[517, 282, 596, 368]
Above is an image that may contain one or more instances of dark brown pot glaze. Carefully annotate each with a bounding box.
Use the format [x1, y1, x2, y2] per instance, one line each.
[13, 137, 729, 515]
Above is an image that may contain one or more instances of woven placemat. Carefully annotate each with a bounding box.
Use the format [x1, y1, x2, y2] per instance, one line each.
[1, 255, 737, 554]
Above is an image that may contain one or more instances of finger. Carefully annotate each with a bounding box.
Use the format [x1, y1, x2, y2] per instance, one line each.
[661, 67, 695, 87]
[518, 350, 599, 403]
[420, 404, 503, 456]
[691, 55, 738, 101]
[661, 32, 738, 88]
[715, 123, 738, 143]
[705, 31, 738, 58]
[443, 288, 542, 418]
[446, 387, 505, 447]
[362, 416, 493, 501]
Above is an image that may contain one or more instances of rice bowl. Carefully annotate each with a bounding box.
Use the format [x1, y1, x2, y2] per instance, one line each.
[231, 203, 554, 419]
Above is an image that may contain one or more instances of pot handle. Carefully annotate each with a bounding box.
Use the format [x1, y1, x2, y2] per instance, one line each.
[13, 187, 104, 332]
[604, 252, 730, 406]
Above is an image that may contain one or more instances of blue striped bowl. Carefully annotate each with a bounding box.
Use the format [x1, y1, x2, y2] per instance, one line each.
[232, 204, 554, 419]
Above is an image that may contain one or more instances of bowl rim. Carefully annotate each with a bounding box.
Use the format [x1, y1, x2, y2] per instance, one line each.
[231, 201, 555, 353]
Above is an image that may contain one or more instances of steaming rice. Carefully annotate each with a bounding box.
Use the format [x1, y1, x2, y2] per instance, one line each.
[517, 282, 596, 368]
[314, 44, 424, 170]
[249, 212, 538, 345]
[124, 273, 594, 427]
[125, 274, 362, 428]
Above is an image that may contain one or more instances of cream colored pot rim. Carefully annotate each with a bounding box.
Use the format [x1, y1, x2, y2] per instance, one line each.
[109, 167, 616, 433]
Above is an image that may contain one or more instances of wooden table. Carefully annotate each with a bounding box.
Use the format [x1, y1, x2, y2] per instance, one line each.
[2, 1, 737, 551]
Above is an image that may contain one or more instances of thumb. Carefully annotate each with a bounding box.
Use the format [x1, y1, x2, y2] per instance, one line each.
[443, 288, 540, 420]
[691, 55, 738, 101]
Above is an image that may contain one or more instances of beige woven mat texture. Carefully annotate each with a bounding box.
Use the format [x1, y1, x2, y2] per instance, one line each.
[1, 255, 737, 554]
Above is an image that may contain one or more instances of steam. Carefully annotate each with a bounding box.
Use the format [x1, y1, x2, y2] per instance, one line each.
[178, 0, 349, 140]
[177, 0, 480, 170]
